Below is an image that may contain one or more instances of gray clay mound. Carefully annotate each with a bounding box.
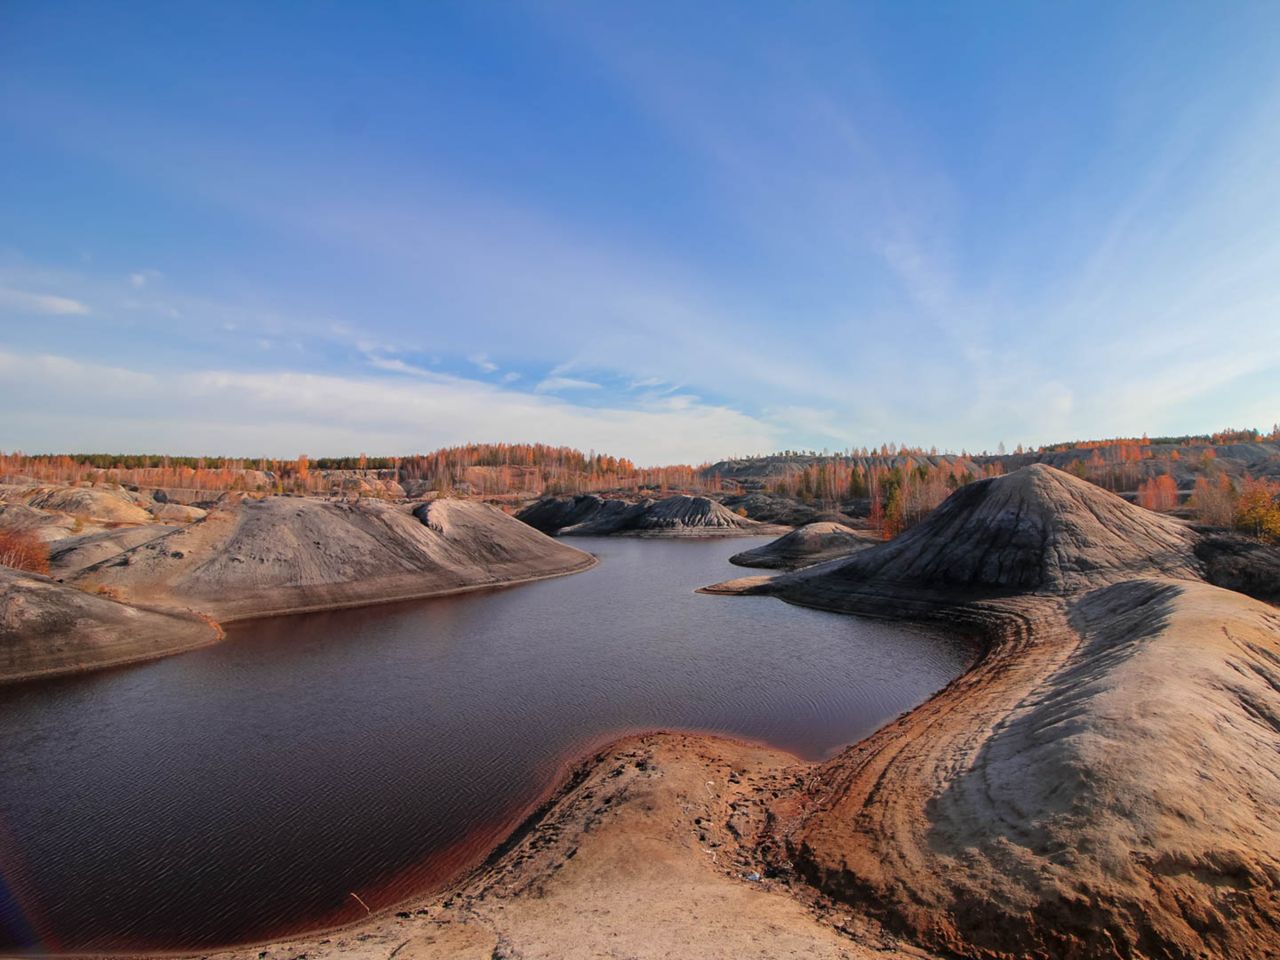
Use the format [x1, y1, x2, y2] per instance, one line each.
[0, 567, 218, 682]
[776, 463, 1202, 606]
[729, 521, 873, 570]
[71, 496, 595, 620]
[518, 494, 780, 537]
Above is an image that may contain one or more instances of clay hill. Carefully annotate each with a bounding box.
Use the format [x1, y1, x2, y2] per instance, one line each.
[1, 496, 593, 681]
[729, 521, 874, 570]
[26, 485, 155, 524]
[716, 491, 848, 527]
[770, 462, 1205, 600]
[711, 464, 1280, 959]
[67, 497, 595, 622]
[517, 493, 784, 537]
[0, 567, 220, 682]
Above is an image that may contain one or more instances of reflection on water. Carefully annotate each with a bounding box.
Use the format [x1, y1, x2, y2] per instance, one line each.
[0, 536, 972, 952]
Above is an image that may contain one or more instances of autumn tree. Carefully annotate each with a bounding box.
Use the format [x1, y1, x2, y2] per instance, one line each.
[1234, 477, 1280, 542]
[1189, 475, 1234, 527]
[867, 468, 884, 535]
[1136, 474, 1178, 512]
[0, 530, 50, 574]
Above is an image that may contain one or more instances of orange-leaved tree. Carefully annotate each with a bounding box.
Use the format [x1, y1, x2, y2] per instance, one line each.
[0, 529, 50, 574]
[1136, 474, 1179, 512]
[1234, 476, 1280, 542]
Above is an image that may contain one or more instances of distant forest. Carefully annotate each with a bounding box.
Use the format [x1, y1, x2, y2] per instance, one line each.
[2, 425, 1278, 541]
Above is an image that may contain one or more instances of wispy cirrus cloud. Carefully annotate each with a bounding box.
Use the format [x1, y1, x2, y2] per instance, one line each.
[0, 286, 90, 316]
[364, 355, 436, 378]
[0, 348, 779, 464]
[535, 376, 601, 393]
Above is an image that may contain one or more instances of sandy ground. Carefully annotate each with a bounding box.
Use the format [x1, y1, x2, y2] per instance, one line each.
[197, 735, 938, 960]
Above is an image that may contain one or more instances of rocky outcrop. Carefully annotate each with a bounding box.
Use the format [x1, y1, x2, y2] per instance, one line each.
[518, 494, 783, 537]
[0, 568, 220, 682]
[729, 521, 874, 570]
[69, 496, 596, 622]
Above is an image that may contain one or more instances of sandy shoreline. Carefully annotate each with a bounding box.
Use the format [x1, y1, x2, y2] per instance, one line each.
[12, 727, 857, 960]
[13, 623, 979, 960]
[165, 731, 930, 960]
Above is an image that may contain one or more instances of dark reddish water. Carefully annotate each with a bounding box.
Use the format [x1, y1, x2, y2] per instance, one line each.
[0, 537, 972, 953]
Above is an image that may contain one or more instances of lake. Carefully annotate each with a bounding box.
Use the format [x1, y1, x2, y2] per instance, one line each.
[0, 536, 973, 952]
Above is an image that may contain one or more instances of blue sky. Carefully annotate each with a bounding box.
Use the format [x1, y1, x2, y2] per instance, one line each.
[1, 1, 1277, 463]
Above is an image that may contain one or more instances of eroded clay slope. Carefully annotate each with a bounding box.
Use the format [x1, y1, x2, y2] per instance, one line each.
[0, 568, 220, 682]
[779, 582, 1280, 959]
[519, 493, 781, 537]
[729, 521, 873, 570]
[70, 497, 595, 621]
[751, 465, 1280, 958]
[26, 485, 154, 525]
[774, 463, 1202, 604]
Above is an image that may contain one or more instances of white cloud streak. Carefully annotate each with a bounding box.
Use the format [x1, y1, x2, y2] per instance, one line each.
[0, 286, 90, 316]
[534, 376, 601, 393]
[0, 349, 779, 464]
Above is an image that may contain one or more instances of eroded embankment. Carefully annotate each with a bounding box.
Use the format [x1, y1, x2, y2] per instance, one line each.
[68, 497, 597, 622]
[517, 493, 788, 538]
[0, 567, 224, 684]
[1, 497, 596, 682]
[744, 465, 1280, 959]
[194, 732, 934, 960]
[755, 581, 1280, 960]
[728, 521, 874, 570]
